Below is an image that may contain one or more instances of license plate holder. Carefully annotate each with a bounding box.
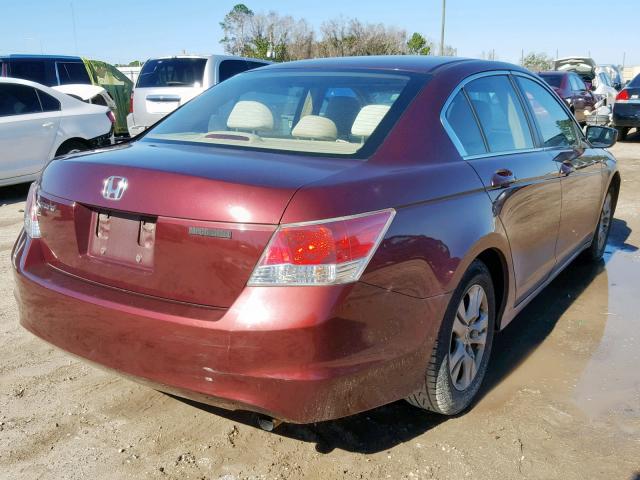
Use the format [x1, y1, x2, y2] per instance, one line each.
[88, 210, 156, 268]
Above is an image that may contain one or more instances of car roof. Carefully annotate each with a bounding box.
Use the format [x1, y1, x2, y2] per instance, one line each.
[262, 55, 523, 74]
[146, 54, 270, 62]
[0, 54, 82, 61]
[0, 76, 49, 87]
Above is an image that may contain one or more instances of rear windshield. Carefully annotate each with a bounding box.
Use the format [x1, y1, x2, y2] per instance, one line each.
[137, 58, 207, 88]
[143, 70, 420, 158]
[538, 74, 562, 88]
[629, 75, 640, 88]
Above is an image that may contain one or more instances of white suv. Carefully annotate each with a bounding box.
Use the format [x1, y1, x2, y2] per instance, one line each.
[126, 55, 269, 136]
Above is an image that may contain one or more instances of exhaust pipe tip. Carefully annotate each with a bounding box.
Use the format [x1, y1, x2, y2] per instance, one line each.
[256, 415, 282, 432]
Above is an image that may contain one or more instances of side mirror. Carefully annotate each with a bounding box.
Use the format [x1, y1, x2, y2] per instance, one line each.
[585, 125, 618, 148]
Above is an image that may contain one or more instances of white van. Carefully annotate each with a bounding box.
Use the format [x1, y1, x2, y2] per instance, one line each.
[126, 55, 269, 137]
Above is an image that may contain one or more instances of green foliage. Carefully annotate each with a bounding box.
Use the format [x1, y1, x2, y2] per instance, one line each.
[407, 32, 431, 55]
[522, 52, 554, 72]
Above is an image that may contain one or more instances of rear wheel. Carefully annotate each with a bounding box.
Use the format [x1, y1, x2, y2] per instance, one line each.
[55, 140, 88, 157]
[406, 260, 495, 415]
[584, 189, 614, 261]
[616, 127, 629, 141]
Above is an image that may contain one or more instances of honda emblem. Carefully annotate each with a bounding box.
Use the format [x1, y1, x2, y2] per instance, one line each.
[102, 176, 128, 200]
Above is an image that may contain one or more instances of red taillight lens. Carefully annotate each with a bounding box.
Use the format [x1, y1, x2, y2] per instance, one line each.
[248, 209, 395, 286]
[129, 91, 134, 113]
[106, 111, 116, 124]
[616, 89, 630, 102]
[24, 183, 41, 238]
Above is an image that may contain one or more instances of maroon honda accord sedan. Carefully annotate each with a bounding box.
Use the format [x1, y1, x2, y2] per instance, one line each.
[13, 56, 620, 426]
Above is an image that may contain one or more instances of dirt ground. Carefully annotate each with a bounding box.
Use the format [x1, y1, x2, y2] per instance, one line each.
[1, 134, 639, 480]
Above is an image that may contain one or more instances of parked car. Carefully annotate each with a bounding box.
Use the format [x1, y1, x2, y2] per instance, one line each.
[554, 56, 597, 89]
[597, 64, 624, 91]
[0, 54, 132, 136]
[538, 71, 597, 122]
[0, 77, 113, 187]
[592, 71, 618, 106]
[126, 55, 269, 137]
[13, 57, 620, 427]
[53, 84, 118, 111]
[613, 73, 640, 140]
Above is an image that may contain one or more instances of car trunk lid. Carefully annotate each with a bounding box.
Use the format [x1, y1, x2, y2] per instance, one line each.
[37, 142, 354, 307]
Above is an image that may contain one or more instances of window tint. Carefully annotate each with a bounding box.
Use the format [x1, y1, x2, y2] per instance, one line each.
[56, 62, 90, 85]
[0, 84, 42, 116]
[8, 61, 47, 84]
[465, 76, 534, 153]
[137, 58, 207, 88]
[517, 77, 578, 148]
[36, 90, 61, 112]
[629, 74, 640, 88]
[445, 91, 486, 156]
[538, 74, 562, 88]
[218, 60, 252, 82]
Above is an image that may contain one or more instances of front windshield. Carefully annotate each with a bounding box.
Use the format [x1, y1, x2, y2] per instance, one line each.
[143, 70, 416, 157]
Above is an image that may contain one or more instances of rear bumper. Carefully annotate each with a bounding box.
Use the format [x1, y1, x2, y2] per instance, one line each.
[612, 104, 640, 128]
[13, 234, 448, 423]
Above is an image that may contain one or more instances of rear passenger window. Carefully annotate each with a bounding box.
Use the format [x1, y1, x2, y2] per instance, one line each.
[0, 84, 42, 116]
[465, 76, 534, 154]
[56, 62, 91, 85]
[8, 61, 47, 85]
[37, 90, 61, 112]
[218, 60, 251, 82]
[445, 91, 486, 156]
[516, 77, 578, 148]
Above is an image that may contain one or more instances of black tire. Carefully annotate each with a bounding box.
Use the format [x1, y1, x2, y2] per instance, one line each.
[584, 188, 615, 261]
[406, 260, 496, 415]
[616, 127, 629, 141]
[55, 140, 88, 157]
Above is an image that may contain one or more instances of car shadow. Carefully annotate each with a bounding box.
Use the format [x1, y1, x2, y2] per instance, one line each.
[0, 182, 31, 207]
[172, 220, 634, 454]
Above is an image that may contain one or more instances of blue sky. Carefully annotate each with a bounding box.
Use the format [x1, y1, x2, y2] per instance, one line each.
[1, 0, 638, 66]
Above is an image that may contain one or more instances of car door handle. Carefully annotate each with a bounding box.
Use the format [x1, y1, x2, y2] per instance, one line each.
[42, 122, 55, 128]
[491, 169, 516, 188]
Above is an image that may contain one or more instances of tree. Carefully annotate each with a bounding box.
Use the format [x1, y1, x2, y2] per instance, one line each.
[522, 52, 553, 72]
[127, 60, 142, 67]
[407, 32, 431, 55]
[219, 4, 254, 56]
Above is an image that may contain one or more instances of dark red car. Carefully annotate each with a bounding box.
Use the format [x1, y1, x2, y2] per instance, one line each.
[13, 57, 620, 427]
[537, 71, 597, 123]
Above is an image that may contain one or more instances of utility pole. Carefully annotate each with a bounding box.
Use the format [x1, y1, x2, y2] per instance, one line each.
[70, 2, 79, 55]
[439, 0, 446, 56]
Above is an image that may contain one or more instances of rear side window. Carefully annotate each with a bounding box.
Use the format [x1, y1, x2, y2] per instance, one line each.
[0, 84, 42, 116]
[8, 61, 46, 85]
[516, 77, 578, 148]
[444, 91, 486, 156]
[218, 60, 266, 83]
[569, 74, 586, 92]
[137, 58, 207, 88]
[465, 76, 534, 153]
[56, 62, 90, 85]
[91, 94, 108, 106]
[36, 90, 61, 112]
[538, 74, 562, 88]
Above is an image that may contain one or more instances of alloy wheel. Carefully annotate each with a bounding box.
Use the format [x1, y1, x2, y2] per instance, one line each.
[449, 284, 489, 391]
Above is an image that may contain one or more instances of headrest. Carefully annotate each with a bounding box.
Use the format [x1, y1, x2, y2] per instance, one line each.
[291, 115, 338, 141]
[227, 101, 274, 131]
[351, 104, 391, 137]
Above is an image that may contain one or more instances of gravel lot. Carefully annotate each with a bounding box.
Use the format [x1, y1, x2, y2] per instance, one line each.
[1, 134, 639, 479]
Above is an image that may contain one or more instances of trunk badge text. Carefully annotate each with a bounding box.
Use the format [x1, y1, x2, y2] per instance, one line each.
[102, 176, 128, 201]
[188, 226, 232, 239]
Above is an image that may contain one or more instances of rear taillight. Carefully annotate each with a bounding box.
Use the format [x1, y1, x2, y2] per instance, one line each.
[616, 89, 630, 102]
[129, 91, 134, 113]
[248, 209, 395, 286]
[107, 110, 116, 124]
[24, 183, 41, 239]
